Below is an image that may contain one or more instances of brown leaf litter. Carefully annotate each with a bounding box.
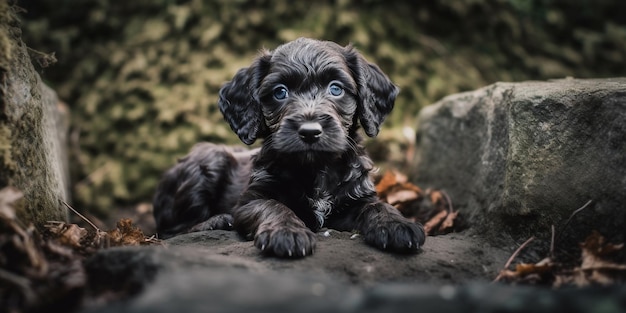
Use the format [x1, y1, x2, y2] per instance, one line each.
[0, 187, 159, 313]
[494, 230, 626, 287]
[375, 169, 464, 235]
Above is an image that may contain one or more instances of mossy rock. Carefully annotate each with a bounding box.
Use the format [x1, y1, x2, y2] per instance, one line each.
[0, 1, 69, 227]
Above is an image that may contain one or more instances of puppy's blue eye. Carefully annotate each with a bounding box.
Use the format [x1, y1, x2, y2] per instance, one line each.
[273, 85, 288, 100]
[328, 83, 344, 97]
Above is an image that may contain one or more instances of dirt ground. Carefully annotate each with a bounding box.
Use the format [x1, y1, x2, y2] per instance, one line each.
[91, 202, 516, 286]
[163, 228, 514, 286]
[64, 205, 626, 313]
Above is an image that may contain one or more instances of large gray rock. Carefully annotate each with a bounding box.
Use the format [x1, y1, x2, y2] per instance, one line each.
[412, 78, 626, 244]
[0, 2, 69, 226]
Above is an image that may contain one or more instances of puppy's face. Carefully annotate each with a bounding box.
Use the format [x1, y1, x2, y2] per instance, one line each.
[258, 40, 359, 156]
[219, 38, 398, 160]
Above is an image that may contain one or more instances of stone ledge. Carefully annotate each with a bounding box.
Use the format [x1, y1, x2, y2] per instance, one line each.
[412, 78, 626, 244]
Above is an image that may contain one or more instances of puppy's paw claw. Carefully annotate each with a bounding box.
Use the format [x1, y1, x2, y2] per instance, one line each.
[254, 226, 316, 258]
[364, 219, 425, 253]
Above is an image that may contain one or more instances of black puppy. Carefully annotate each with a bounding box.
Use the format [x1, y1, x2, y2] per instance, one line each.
[153, 38, 426, 257]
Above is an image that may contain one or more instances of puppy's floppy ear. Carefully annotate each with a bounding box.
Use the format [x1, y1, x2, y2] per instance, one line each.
[344, 46, 399, 137]
[218, 51, 271, 145]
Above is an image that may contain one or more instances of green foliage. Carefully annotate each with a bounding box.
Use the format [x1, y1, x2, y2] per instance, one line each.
[19, 0, 626, 214]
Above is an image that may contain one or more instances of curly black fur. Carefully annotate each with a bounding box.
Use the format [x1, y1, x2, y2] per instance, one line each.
[153, 38, 425, 257]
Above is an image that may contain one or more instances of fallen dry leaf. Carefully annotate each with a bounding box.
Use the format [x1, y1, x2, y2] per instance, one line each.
[496, 231, 626, 287]
[438, 210, 459, 233]
[423, 210, 447, 234]
[376, 170, 420, 201]
[429, 189, 444, 206]
[421, 189, 458, 235]
[375, 170, 401, 196]
[386, 189, 420, 206]
[580, 230, 624, 263]
[0, 188, 48, 278]
[46, 221, 88, 248]
[107, 218, 150, 246]
[375, 170, 462, 235]
[494, 249, 557, 286]
[514, 259, 554, 276]
[560, 230, 626, 287]
[0, 187, 160, 312]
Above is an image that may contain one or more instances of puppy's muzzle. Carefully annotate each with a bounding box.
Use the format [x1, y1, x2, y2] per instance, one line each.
[298, 122, 323, 144]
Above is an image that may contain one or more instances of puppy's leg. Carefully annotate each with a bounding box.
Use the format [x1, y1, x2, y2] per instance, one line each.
[357, 201, 426, 253]
[234, 199, 316, 258]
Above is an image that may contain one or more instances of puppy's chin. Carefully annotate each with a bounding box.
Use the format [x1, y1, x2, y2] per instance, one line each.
[285, 150, 344, 166]
[270, 139, 348, 164]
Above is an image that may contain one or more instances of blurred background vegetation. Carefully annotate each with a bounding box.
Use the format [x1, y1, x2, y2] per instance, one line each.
[17, 0, 626, 217]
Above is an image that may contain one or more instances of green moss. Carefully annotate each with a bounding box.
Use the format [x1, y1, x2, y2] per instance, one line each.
[1, 1, 18, 184]
[0, 0, 13, 71]
[0, 125, 16, 174]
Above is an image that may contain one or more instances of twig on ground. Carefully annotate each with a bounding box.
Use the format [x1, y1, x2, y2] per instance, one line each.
[555, 200, 593, 244]
[562, 200, 593, 230]
[61, 200, 101, 232]
[493, 236, 535, 283]
[504, 236, 536, 270]
[145, 235, 162, 245]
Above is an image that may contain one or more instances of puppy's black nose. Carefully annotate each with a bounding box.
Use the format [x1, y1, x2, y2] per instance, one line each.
[298, 122, 323, 143]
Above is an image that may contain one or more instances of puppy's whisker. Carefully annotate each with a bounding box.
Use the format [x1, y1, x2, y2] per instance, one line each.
[346, 136, 361, 155]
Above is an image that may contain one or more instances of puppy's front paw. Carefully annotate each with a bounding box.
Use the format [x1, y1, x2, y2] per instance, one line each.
[364, 219, 425, 253]
[254, 225, 316, 258]
[188, 213, 234, 232]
